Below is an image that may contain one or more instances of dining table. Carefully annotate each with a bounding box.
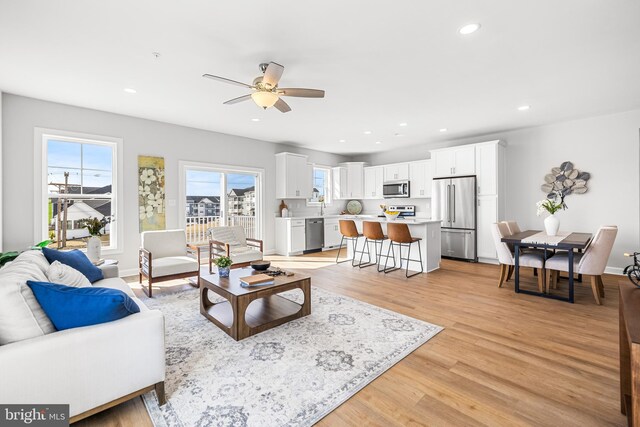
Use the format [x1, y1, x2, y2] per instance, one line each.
[501, 230, 593, 303]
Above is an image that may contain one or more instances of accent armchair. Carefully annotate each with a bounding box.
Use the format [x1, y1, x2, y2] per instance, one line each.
[139, 229, 201, 297]
[208, 226, 263, 272]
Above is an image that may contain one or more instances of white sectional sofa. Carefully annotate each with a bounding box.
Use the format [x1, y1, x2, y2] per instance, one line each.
[0, 250, 166, 422]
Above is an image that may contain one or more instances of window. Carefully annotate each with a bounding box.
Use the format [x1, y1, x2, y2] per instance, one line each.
[179, 162, 263, 244]
[36, 129, 122, 252]
[308, 166, 331, 205]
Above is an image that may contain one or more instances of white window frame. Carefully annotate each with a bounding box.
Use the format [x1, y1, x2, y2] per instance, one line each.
[307, 165, 332, 206]
[34, 128, 124, 254]
[178, 160, 265, 240]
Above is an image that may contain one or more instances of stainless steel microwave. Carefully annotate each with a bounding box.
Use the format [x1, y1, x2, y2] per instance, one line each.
[383, 180, 410, 198]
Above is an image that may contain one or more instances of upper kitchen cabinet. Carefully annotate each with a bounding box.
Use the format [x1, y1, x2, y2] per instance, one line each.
[475, 140, 505, 196]
[409, 160, 433, 198]
[432, 145, 476, 177]
[383, 163, 409, 181]
[275, 152, 312, 199]
[363, 166, 384, 199]
[334, 162, 366, 199]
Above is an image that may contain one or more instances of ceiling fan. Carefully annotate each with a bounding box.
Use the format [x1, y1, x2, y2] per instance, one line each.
[203, 62, 325, 113]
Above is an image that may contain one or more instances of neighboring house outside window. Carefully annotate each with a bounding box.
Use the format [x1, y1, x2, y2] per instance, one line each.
[308, 166, 331, 205]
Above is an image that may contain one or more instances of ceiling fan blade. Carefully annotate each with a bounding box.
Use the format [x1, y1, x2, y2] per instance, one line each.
[203, 74, 254, 89]
[278, 88, 325, 98]
[262, 62, 284, 88]
[274, 98, 292, 113]
[223, 94, 252, 105]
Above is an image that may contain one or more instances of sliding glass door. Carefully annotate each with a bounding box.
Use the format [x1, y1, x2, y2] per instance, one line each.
[182, 164, 261, 244]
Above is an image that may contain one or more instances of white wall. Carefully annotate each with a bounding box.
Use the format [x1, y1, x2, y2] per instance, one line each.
[354, 109, 640, 272]
[1, 94, 348, 273]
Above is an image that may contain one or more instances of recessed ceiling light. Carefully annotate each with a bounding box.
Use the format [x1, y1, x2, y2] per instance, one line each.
[124, 88, 137, 94]
[459, 23, 481, 35]
[394, 133, 403, 137]
[251, 118, 261, 122]
[339, 139, 346, 143]
[399, 122, 408, 127]
[517, 105, 531, 111]
[363, 130, 372, 135]
[375, 141, 382, 145]
[439, 128, 448, 132]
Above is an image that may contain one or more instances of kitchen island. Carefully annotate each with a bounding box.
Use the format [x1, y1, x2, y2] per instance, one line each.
[342, 216, 442, 273]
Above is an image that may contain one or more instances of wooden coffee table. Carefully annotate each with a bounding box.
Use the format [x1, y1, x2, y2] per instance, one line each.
[199, 267, 311, 341]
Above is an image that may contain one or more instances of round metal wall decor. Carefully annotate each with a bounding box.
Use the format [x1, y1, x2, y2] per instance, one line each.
[541, 161, 590, 198]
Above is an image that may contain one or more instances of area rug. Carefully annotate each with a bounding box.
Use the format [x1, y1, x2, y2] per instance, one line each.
[141, 286, 443, 427]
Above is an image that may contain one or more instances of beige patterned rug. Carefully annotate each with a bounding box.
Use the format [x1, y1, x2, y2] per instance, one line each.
[142, 286, 442, 427]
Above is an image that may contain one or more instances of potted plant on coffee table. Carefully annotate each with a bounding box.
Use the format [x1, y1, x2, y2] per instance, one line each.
[213, 256, 233, 277]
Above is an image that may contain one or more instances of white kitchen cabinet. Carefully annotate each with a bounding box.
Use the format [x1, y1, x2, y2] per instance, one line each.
[432, 146, 476, 177]
[363, 166, 384, 199]
[275, 218, 306, 255]
[409, 160, 433, 198]
[476, 141, 498, 196]
[332, 166, 348, 200]
[275, 152, 312, 199]
[477, 195, 498, 259]
[323, 218, 343, 248]
[383, 163, 409, 181]
[334, 163, 366, 199]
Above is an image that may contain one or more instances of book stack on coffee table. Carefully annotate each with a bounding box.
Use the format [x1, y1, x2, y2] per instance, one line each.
[239, 273, 275, 288]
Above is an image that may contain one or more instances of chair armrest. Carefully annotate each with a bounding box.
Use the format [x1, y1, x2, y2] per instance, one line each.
[187, 244, 202, 267]
[139, 248, 152, 278]
[247, 238, 264, 252]
[209, 240, 230, 274]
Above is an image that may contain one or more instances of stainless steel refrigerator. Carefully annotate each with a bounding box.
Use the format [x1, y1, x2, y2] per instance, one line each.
[432, 176, 477, 261]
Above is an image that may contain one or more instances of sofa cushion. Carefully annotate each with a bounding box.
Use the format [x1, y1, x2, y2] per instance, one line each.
[27, 281, 140, 331]
[42, 248, 103, 283]
[229, 247, 263, 265]
[0, 251, 56, 345]
[141, 229, 188, 259]
[94, 277, 136, 298]
[151, 256, 199, 278]
[47, 261, 91, 288]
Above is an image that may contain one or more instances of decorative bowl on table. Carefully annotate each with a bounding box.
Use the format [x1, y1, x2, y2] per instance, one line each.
[250, 260, 271, 271]
[384, 211, 400, 221]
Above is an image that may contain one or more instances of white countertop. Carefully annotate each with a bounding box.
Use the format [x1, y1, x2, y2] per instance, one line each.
[276, 214, 441, 225]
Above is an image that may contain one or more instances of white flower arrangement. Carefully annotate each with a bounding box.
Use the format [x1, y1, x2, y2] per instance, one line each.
[536, 191, 567, 216]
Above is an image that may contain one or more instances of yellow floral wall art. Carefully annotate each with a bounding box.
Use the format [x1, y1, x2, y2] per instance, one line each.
[138, 156, 166, 231]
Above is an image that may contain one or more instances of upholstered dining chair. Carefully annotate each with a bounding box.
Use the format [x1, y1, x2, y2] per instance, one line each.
[491, 222, 547, 291]
[208, 226, 263, 272]
[546, 226, 618, 305]
[139, 229, 201, 297]
[501, 220, 552, 281]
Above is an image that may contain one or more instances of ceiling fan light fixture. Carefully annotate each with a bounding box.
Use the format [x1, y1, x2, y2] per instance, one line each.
[251, 91, 279, 109]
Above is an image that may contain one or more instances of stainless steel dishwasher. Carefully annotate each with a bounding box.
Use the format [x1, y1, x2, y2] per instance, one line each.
[305, 218, 324, 253]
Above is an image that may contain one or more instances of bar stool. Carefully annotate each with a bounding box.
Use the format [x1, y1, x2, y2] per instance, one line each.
[384, 222, 424, 278]
[335, 220, 369, 267]
[359, 221, 392, 272]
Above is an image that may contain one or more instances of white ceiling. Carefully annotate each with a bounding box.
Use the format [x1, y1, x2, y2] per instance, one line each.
[1, 1, 639, 155]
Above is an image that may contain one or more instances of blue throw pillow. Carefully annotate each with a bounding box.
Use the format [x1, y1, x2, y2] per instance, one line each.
[27, 281, 140, 331]
[42, 247, 103, 283]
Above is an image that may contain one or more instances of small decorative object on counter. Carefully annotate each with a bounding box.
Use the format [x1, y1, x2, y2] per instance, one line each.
[279, 200, 289, 217]
[346, 200, 363, 215]
[379, 204, 387, 216]
[536, 190, 567, 236]
[79, 217, 108, 263]
[384, 210, 400, 221]
[213, 256, 233, 277]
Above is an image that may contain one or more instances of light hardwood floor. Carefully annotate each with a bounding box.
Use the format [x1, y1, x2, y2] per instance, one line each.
[77, 251, 626, 426]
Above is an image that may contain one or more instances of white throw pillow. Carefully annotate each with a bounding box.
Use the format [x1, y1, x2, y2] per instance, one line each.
[46, 261, 91, 288]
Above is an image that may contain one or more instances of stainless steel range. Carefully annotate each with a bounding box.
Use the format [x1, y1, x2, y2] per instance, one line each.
[379, 205, 416, 218]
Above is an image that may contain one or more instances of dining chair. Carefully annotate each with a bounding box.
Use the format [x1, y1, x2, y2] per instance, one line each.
[491, 222, 546, 291]
[546, 226, 618, 305]
[501, 220, 553, 280]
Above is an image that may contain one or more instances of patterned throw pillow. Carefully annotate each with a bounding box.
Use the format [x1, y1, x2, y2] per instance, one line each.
[47, 261, 91, 288]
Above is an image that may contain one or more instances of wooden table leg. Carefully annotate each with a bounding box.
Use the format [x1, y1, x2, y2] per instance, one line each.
[301, 279, 311, 316]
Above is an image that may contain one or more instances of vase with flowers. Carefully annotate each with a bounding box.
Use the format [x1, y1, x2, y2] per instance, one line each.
[536, 191, 568, 236]
[79, 217, 108, 263]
